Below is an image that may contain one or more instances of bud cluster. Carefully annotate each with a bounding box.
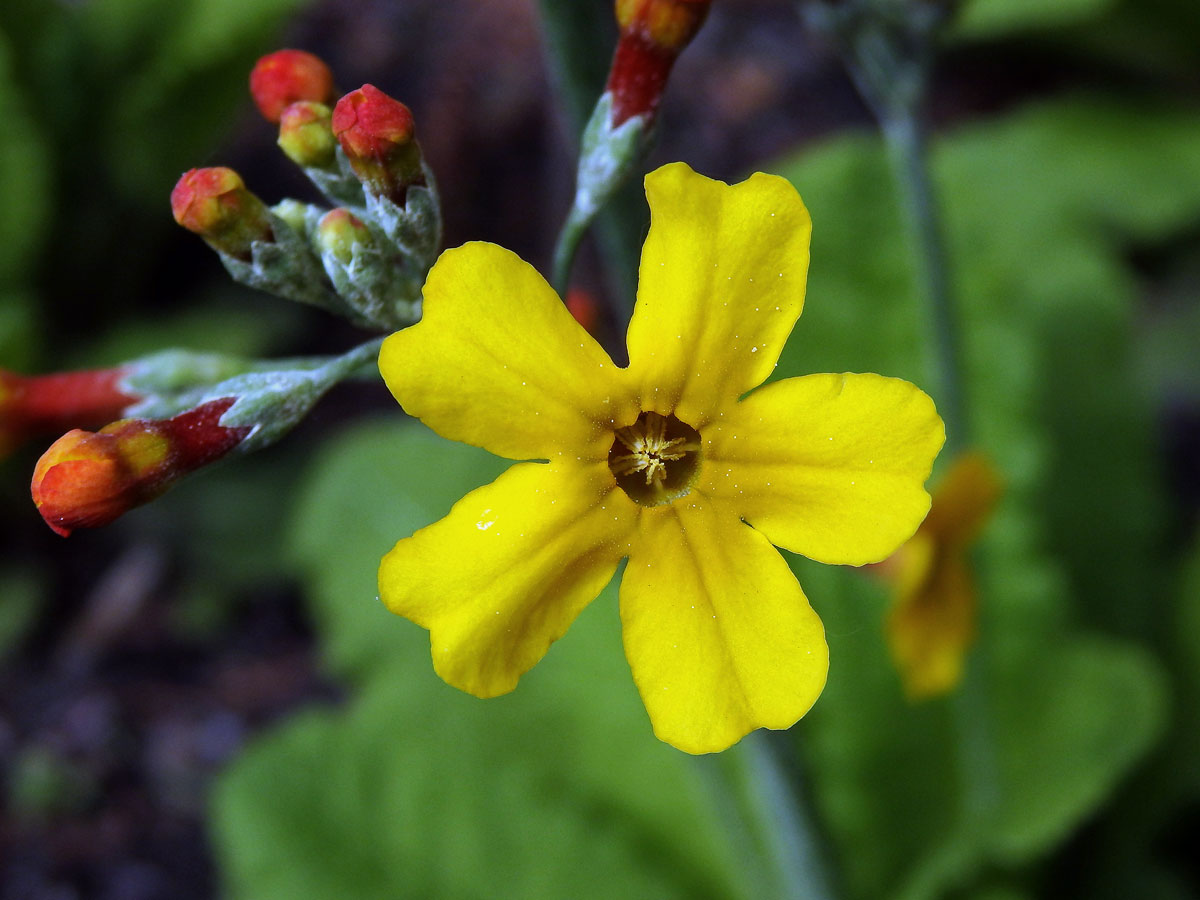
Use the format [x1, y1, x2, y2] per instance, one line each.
[170, 49, 442, 332]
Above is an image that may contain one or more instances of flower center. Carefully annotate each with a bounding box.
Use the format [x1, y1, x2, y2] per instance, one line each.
[608, 411, 701, 507]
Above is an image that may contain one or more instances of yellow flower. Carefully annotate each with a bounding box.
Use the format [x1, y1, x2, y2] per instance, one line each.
[378, 162, 945, 753]
[884, 452, 1002, 700]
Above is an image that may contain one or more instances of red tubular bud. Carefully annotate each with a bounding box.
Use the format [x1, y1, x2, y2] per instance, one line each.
[607, 0, 711, 126]
[171, 167, 273, 260]
[331, 85, 425, 204]
[1, 366, 139, 458]
[250, 49, 335, 123]
[31, 399, 251, 537]
[278, 101, 337, 168]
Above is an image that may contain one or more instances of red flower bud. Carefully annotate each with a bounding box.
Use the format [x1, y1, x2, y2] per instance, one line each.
[171, 167, 273, 260]
[278, 101, 337, 168]
[1, 366, 139, 458]
[607, 0, 711, 126]
[250, 49, 335, 123]
[31, 399, 251, 537]
[331, 85, 425, 204]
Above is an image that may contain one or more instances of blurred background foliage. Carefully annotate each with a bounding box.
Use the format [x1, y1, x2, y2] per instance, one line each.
[1, 0, 1198, 898]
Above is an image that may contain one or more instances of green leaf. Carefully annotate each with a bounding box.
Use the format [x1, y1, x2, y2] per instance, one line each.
[82, 0, 312, 203]
[0, 30, 50, 365]
[772, 96, 1194, 898]
[288, 418, 509, 682]
[223, 414, 761, 898]
[0, 30, 50, 284]
[989, 636, 1168, 861]
[952, 0, 1116, 40]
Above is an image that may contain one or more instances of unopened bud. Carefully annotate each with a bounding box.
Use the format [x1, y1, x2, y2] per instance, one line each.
[331, 85, 425, 204]
[1, 366, 138, 458]
[250, 49, 335, 123]
[317, 208, 372, 264]
[31, 399, 250, 537]
[278, 101, 336, 168]
[171, 167, 273, 260]
[608, 0, 711, 125]
[271, 199, 310, 236]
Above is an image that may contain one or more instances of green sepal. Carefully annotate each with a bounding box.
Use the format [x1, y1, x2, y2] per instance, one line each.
[302, 147, 373, 211]
[125, 340, 382, 456]
[573, 92, 647, 221]
[317, 229, 421, 331]
[360, 160, 442, 270]
[218, 210, 370, 327]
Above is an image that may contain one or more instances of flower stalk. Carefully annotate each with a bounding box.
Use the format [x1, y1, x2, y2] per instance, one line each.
[31, 339, 383, 536]
[801, 0, 998, 829]
[550, 0, 711, 300]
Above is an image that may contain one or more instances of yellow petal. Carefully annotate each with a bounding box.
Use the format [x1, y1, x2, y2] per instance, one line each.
[379, 242, 637, 461]
[619, 495, 828, 754]
[624, 163, 811, 427]
[379, 460, 636, 697]
[886, 549, 975, 700]
[704, 373, 945, 566]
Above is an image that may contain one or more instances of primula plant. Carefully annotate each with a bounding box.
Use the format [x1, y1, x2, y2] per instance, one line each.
[3, 0, 1199, 897]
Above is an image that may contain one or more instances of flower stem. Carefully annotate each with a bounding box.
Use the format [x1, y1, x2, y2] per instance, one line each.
[880, 112, 968, 453]
[801, 0, 999, 833]
[703, 732, 838, 900]
[538, 0, 642, 315]
[552, 205, 590, 301]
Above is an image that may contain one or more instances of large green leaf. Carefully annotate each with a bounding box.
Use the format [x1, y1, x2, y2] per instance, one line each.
[773, 96, 1193, 898]
[287, 419, 510, 682]
[216, 417, 762, 900]
[213, 589, 749, 900]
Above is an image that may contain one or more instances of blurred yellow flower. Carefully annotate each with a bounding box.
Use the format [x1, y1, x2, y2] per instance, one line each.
[884, 452, 1002, 700]
[378, 162, 944, 753]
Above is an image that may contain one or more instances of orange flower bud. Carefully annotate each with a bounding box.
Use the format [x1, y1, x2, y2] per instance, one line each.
[31, 399, 250, 537]
[615, 0, 709, 49]
[331, 85, 425, 204]
[249, 49, 335, 123]
[1, 366, 138, 458]
[607, 0, 711, 126]
[277, 101, 337, 168]
[171, 167, 273, 260]
[317, 208, 372, 263]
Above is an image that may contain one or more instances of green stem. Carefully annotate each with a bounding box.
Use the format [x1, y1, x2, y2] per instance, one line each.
[328, 336, 386, 381]
[881, 112, 968, 454]
[879, 105, 998, 833]
[537, 0, 642, 317]
[870, 48, 999, 841]
[552, 205, 591, 301]
[801, 0, 1000, 836]
[704, 733, 838, 900]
